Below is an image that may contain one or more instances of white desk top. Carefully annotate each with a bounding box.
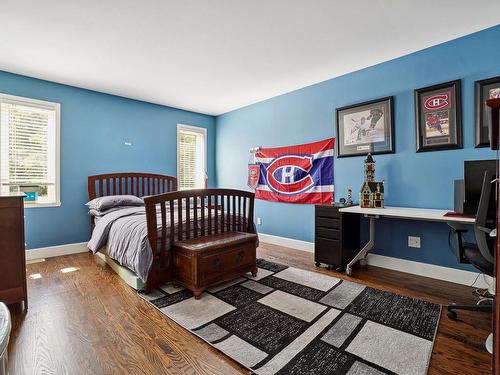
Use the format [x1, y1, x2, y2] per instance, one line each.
[338, 205, 475, 224]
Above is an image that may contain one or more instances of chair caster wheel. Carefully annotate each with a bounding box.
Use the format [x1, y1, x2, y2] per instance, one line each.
[315, 262, 320, 267]
[346, 268, 352, 276]
[447, 310, 457, 320]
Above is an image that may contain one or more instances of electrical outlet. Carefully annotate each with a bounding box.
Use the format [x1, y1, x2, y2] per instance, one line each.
[257, 217, 262, 225]
[408, 236, 421, 248]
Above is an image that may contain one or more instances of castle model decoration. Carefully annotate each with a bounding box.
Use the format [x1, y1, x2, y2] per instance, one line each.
[359, 153, 384, 208]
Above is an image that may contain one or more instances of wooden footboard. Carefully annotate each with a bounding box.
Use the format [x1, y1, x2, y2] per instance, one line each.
[143, 189, 256, 291]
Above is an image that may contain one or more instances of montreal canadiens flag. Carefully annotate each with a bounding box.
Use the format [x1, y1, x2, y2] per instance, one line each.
[253, 138, 334, 204]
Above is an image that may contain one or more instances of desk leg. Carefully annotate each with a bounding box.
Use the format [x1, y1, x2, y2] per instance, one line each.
[346, 216, 375, 276]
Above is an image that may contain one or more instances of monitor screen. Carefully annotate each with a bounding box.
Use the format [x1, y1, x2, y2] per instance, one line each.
[464, 159, 497, 214]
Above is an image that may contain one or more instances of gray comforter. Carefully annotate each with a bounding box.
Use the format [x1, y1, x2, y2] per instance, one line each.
[87, 207, 155, 282]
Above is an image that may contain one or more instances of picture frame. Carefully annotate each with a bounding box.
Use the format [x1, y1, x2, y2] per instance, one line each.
[475, 76, 500, 148]
[336, 96, 394, 158]
[415, 80, 462, 152]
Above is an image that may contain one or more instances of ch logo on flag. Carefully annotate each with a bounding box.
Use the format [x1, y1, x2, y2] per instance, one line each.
[266, 155, 314, 195]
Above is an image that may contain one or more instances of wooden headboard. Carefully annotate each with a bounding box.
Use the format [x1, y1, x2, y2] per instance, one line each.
[88, 172, 177, 200]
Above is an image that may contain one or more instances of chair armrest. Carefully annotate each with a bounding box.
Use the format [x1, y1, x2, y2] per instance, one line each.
[477, 225, 493, 234]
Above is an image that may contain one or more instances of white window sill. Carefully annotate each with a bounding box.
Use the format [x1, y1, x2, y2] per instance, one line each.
[179, 187, 205, 191]
[24, 202, 61, 209]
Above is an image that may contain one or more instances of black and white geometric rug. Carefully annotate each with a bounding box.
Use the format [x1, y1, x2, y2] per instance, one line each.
[139, 259, 441, 375]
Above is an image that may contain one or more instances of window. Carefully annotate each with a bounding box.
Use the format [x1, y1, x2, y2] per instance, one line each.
[0, 94, 60, 207]
[177, 124, 206, 190]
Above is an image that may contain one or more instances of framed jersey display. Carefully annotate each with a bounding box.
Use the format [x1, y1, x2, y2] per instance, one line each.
[415, 80, 462, 152]
[475, 75, 500, 148]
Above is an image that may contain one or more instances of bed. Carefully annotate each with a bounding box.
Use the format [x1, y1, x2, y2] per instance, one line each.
[87, 172, 256, 292]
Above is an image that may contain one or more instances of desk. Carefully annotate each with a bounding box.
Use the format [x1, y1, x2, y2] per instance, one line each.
[338, 205, 475, 275]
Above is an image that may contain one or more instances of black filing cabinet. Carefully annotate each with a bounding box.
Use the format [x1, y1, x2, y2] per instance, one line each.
[314, 204, 360, 270]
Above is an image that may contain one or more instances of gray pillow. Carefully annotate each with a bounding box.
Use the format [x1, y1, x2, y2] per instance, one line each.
[88, 205, 142, 217]
[86, 195, 144, 211]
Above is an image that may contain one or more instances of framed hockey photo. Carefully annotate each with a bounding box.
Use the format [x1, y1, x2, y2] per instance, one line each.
[336, 96, 394, 158]
[475, 76, 500, 148]
[415, 80, 462, 152]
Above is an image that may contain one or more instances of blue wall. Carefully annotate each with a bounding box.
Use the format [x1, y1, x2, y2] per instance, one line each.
[0, 71, 216, 250]
[216, 25, 500, 271]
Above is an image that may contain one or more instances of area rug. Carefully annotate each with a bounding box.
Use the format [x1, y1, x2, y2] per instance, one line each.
[139, 259, 441, 375]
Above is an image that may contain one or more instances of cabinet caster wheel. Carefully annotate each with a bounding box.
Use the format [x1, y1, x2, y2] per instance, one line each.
[315, 262, 320, 267]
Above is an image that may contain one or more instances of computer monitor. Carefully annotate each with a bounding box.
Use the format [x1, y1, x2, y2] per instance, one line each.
[463, 159, 498, 215]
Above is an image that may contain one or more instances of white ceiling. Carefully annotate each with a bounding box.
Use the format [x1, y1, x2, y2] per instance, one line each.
[1, 1, 499, 116]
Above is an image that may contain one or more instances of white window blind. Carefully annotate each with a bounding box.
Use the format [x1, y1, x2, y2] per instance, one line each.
[0, 94, 60, 206]
[177, 125, 206, 190]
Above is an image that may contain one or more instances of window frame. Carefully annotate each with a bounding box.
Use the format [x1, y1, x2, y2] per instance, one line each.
[176, 124, 207, 190]
[0, 93, 61, 208]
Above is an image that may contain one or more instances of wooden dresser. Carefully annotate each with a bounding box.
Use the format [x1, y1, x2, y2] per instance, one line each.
[0, 194, 27, 309]
[314, 204, 360, 271]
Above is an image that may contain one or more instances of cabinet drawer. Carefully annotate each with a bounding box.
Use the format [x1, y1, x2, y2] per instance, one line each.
[316, 217, 340, 229]
[316, 227, 340, 240]
[315, 205, 340, 219]
[316, 237, 340, 250]
[199, 243, 255, 283]
[315, 238, 341, 266]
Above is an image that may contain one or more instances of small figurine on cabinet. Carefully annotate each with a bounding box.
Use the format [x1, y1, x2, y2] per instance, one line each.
[337, 188, 354, 207]
[359, 153, 384, 208]
[346, 188, 353, 206]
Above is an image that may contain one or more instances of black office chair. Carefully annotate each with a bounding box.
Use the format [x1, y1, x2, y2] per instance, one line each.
[447, 170, 496, 320]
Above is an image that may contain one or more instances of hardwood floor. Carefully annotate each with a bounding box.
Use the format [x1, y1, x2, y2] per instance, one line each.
[7, 243, 492, 375]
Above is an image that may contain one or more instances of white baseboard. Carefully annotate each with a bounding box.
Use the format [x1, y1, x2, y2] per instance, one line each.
[25, 242, 88, 261]
[25, 235, 493, 289]
[258, 233, 314, 253]
[258, 232, 491, 289]
[365, 253, 490, 289]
